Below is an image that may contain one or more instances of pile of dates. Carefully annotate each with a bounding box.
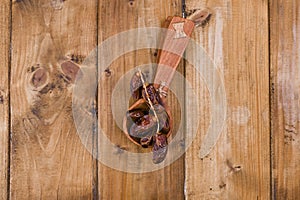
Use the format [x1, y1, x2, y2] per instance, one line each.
[125, 71, 171, 164]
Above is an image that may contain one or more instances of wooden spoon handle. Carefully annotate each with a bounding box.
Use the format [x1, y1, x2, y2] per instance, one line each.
[154, 16, 195, 93]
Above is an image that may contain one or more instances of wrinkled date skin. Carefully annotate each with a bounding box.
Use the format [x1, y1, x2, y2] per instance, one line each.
[153, 134, 168, 164]
[129, 115, 157, 139]
[126, 109, 145, 124]
[142, 84, 161, 105]
[153, 104, 170, 134]
[130, 72, 145, 100]
[126, 71, 171, 164]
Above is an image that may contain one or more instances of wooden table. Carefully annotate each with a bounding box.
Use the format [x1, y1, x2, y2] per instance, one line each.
[0, 0, 299, 199]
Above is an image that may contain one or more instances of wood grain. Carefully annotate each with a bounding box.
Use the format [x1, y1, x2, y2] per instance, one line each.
[0, 1, 10, 199]
[98, 0, 185, 199]
[185, 1, 270, 199]
[10, 0, 97, 199]
[3, 0, 300, 199]
[270, 0, 300, 199]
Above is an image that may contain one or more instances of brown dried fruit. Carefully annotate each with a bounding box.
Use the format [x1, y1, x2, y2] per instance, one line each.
[130, 72, 144, 100]
[140, 136, 153, 148]
[126, 109, 145, 124]
[129, 115, 157, 138]
[153, 104, 170, 134]
[142, 84, 161, 105]
[152, 134, 168, 164]
[124, 70, 172, 164]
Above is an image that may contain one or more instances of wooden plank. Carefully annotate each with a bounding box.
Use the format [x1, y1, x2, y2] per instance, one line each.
[270, 1, 300, 199]
[10, 0, 97, 199]
[0, 1, 10, 199]
[98, 0, 185, 199]
[185, 1, 270, 199]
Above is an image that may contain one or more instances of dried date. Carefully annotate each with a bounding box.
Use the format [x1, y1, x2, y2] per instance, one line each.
[142, 84, 161, 105]
[125, 70, 172, 164]
[129, 115, 157, 138]
[126, 109, 145, 124]
[152, 134, 168, 164]
[153, 104, 170, 134]
[140, 135, 153, 148]
[130, 71, 145, 100]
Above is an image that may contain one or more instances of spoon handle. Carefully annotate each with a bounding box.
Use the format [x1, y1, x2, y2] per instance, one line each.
[154, 16, 194, 97]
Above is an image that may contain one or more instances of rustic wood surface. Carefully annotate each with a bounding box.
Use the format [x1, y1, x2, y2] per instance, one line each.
[1, 0, 300, 199]
[0, 1, 10, 200]
[10, 0, 97, 199]
[270, 0, 300, 199]
[185, 0, 271, 199]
